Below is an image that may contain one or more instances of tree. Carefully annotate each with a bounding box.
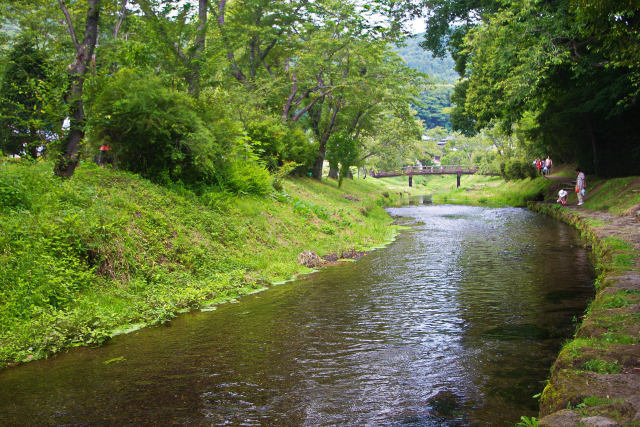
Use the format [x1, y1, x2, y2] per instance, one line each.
[326, 133, 359, 187]
[0, 36, 57, 158]
[429, 0, 640, 176]
[138, 0, 208, 96]
[54, 0, 100, 177]
[211, 0, 422, 179]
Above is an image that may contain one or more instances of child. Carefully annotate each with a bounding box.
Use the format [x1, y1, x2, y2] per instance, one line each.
[557, 189, 568, 206]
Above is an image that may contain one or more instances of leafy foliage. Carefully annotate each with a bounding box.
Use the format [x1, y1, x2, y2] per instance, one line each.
[88, 69, 271, 193]
[500, 159, 537, 181]
[0, 35, 64, 158]
[431, 0, 640, 176]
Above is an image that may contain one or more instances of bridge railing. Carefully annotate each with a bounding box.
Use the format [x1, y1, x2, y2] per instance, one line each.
[371, 165, 479, 177]
[404, 165, 479, 174]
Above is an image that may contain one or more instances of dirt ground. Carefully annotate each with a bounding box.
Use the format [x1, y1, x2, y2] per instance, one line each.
[530, 180, 640, 426]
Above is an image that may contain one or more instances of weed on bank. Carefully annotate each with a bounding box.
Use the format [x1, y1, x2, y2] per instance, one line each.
[0, 160, 400, 368]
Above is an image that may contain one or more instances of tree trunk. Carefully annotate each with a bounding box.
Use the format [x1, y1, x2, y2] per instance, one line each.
[311, 97, 341, 179]
[54, 0, 100, 178]
[188, 0, 207, 97]
[328, 164, 339, 179]
[585, 115, 598, 175]
[311, 153, 324, 179]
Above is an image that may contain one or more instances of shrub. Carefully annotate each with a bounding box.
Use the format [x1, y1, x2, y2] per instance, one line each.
[223, 158, 272, 196]
[244, 117, 315, 172]
[501, 158, 537, 180]
[88, 69, 205, 184]
[0, 172, 31, 212]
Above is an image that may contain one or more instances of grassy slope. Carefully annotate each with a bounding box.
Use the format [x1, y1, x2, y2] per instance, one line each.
[0, 161, 409, 368]
[408, 173, 551, 207]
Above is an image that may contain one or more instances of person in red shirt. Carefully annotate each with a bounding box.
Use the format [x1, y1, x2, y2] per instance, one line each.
[99, 142, 111, 167]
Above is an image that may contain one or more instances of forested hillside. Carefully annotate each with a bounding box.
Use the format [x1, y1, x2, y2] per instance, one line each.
[395, 33, 456, 130]
[395, 34, 457, 84]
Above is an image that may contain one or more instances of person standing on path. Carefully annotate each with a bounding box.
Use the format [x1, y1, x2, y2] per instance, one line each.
[544, 156, 553, 176]
[575, 168, 586, 206]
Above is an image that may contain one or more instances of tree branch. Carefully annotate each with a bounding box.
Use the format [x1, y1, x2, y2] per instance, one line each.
[138, 0, 190, 64]
[291, 89, 334, 122]
[58, 0, 80, 51]
[113, 0, 128, 39]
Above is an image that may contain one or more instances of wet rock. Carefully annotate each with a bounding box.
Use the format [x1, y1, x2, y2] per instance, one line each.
[297, 250, 325, 268]
[340, 248, 366, 260]
[580, 416, 621, 426]
[539, 409, 580, 426]
[427, 391, 461, 418]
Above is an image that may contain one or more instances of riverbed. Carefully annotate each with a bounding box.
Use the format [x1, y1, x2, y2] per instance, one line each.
[0, 204, 594, 425]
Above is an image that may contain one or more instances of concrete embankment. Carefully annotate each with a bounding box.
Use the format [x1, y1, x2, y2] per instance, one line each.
[529, 202, 640, 426]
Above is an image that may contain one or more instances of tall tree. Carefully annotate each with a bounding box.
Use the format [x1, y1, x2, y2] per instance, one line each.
[54, 0, 100, 177]
[418, 0, 640, 175]
[0, 36, 52, 158]
[138, 0, 208, 96]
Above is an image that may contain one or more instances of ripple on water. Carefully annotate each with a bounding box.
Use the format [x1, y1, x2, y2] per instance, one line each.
[0, 205, 594, 426]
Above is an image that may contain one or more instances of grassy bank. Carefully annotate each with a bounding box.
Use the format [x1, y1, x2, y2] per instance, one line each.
[0, 160, 409, 368]
[527, 177, 640, 426]
[404, 173, 552, 207]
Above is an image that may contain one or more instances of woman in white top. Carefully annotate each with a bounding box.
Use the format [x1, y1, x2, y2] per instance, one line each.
[575, 168, 586, 205]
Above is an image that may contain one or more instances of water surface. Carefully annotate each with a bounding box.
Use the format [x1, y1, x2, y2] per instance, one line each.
[0, 205, 594, 425]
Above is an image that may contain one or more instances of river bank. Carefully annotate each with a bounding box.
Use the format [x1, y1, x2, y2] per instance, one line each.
[417, 171, 640, 425]
[0, 160, 411, 369]
[529, 199, 640, 426]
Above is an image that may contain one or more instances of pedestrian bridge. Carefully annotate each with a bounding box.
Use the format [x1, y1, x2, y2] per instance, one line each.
[370, 165, 481, 187]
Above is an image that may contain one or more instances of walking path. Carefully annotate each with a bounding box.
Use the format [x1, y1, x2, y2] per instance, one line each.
[529, 178, 640, 426]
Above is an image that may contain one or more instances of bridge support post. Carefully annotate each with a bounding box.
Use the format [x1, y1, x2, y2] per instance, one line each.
[456, 172, 461, 188]
[409, 175, 413, 187]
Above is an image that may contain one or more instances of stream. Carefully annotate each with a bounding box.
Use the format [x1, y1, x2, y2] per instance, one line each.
[0, 204, 594, 425]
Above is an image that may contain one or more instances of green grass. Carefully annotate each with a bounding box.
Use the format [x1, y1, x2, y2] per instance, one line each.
[0, 160, 404, 367]
[582, 358, 622, 374]
[560, 337, 600, 360]
[584, 218, 607, 228]
[581, 396, 623, 407]
[411, 174, 550, 207]
[602, 237, 634, 252]
[581, 176, 640, 214]
[592, 290, 640, 311]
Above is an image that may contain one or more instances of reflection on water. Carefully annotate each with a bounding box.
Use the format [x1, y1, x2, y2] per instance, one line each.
[408, 194, 432, 205]
[0, 205, 594, 425]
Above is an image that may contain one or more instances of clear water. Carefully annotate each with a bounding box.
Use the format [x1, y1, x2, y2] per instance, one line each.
[0, 205, 594, 425]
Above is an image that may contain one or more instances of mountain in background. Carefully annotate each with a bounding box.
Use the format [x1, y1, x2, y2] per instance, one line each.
[395, 33, 457, 130]
[395, 33, 458, 84]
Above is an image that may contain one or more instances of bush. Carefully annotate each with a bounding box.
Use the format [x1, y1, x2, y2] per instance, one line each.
[244, 117, 316, 173]
[88, 70, 273, 195]
[0, 173, 31, 212]
[88, 69, 204, 184]
[501, 158, 537, 180]
[223, 158, 272, 196]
